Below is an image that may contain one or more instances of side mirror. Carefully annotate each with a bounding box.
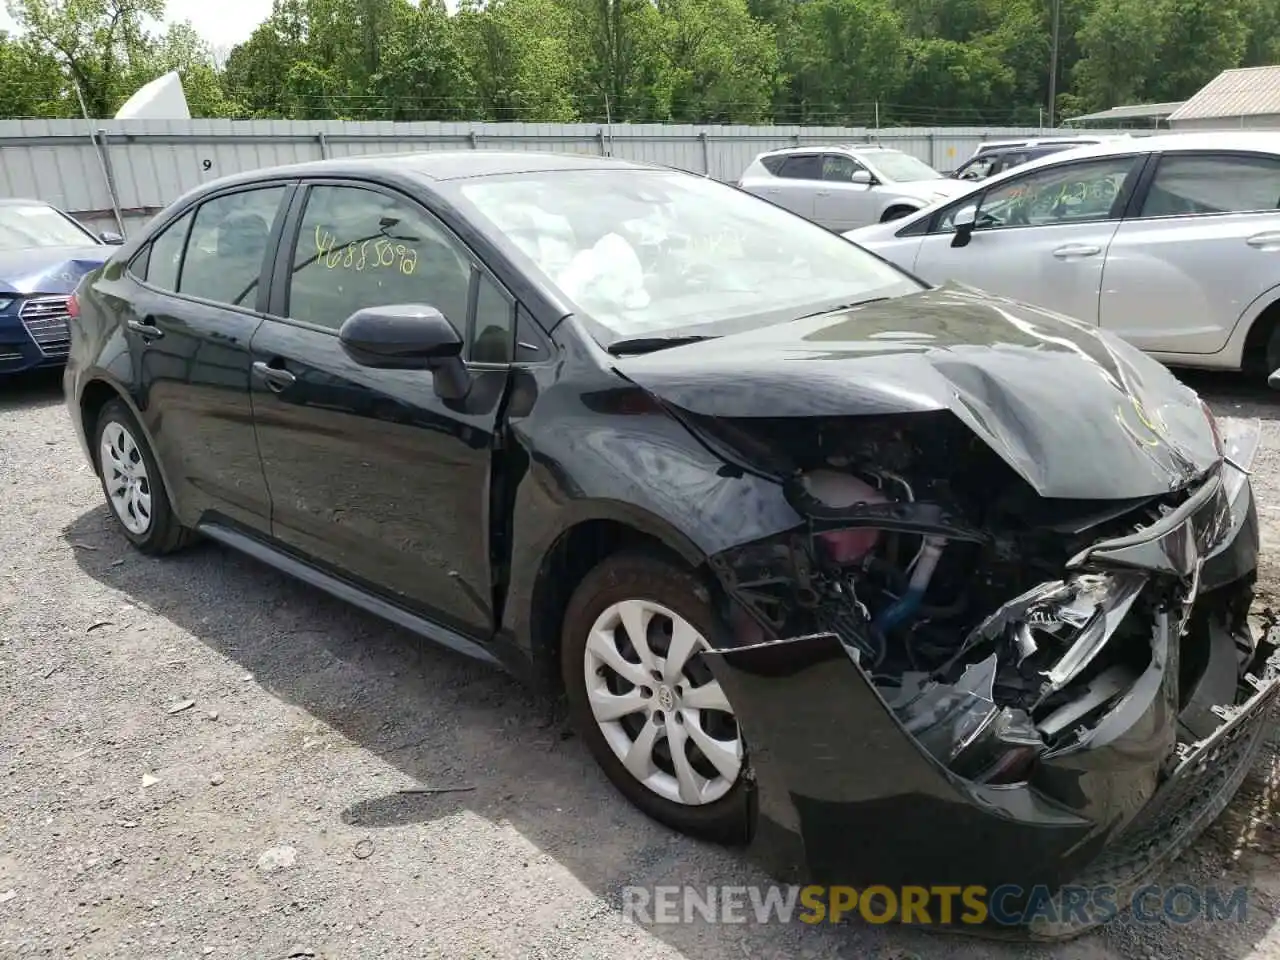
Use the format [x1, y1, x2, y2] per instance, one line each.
[951, 205, 978, 248]
[850, 169, 874, 186]
[339, 304, 471, 399]
[99, 231, 125, 245]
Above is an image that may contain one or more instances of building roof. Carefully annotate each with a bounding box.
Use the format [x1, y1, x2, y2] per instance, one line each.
[1068, 101, 1184, 123]
[1168, 66, 1280, 122]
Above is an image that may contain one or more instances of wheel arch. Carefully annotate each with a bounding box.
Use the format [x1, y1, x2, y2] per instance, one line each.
[1238, 289, 1280, 374]
[77, 376, 182, 514]
[522, 503, 711, 695]
[881, 202, 921, 222]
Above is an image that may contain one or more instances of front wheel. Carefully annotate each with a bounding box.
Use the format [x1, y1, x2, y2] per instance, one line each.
[93, 399, 192, 554]
[561, 552, 751, 844]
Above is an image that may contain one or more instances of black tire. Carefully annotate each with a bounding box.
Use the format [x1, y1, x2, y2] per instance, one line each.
[1264, 321, 1280, 380]
[92, 398, 193, 555]
[561, 551, 751, 844]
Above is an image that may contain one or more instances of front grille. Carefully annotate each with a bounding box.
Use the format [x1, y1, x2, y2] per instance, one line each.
[19, 295, 71, 357]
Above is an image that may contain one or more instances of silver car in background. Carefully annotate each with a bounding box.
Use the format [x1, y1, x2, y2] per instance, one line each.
[737, 145, 971, 232]
[845, 132, 1280, 376]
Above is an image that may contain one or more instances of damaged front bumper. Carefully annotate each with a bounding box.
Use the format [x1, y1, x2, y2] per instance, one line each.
[702, 417, 1279, 929]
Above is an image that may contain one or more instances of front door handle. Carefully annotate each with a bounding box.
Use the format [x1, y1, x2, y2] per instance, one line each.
[815, 190, 832, 198]
[1052, 243, 1102, 260]
[1246, 232, 1280, 250]
[126, 316, 164, 340]
[252, 360, 296, 392]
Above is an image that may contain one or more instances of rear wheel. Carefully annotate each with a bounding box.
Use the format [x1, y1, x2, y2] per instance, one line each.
[93, 399, 192, 554]
[561, 552, 750, 843]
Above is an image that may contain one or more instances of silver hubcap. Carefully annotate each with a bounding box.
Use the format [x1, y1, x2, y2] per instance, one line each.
[584, 598, 743, 806]
[100, 421, 152, 535]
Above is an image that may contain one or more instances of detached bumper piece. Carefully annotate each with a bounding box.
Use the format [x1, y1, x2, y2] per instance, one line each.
[704, 423, 1274, 938]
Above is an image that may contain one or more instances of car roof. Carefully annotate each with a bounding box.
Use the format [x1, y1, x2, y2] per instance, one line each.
[196, 150, 657, 191]
[759, 143, 903, 157]
[979, 135, 1104, 148]
[0, 197, 55, 207]
[1001, 130, 1280, 172]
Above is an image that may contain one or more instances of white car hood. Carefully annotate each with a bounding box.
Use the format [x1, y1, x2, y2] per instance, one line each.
[892, 178, 970, 203]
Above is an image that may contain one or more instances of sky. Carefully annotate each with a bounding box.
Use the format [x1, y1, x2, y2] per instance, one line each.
[0, 0, 275, 54]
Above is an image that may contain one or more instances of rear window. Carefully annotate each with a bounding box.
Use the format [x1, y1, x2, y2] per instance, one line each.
[761, 155, 787, 175]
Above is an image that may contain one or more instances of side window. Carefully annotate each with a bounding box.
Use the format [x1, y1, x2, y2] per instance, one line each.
[936, 156, 1136, 233]
[1140, 154, 1280, 218]
[822, 154, 862, 181]
[998, 152, 1031, 174]
[471, 273, 514, 364]
[514, 305, 550, 363]
[137, 210, 193, 291]
[957, 157, 995, 182]
[760, 155, 787, 175]
[778, 155, 822, 181]
[288, 184, 472, 333]
[179, 187, 286, 307]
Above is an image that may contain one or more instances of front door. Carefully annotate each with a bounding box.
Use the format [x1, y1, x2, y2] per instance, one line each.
[249, 181, 516, 639]
[911, 154, 1142, 325]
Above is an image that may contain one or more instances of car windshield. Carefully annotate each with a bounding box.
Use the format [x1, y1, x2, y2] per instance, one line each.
[453, 169, 920, 342]
[869, 152, 944, 182]
[0, 203, 92, 251]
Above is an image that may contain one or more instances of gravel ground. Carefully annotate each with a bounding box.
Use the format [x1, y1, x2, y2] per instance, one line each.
[2, 367, 1280, 960]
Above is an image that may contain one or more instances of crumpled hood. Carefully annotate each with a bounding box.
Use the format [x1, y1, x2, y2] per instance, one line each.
[0, 246, 109, 296]
[612, 283, 1220, 500]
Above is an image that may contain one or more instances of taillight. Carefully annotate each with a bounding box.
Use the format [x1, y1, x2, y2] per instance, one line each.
[66, 291, 80, 319]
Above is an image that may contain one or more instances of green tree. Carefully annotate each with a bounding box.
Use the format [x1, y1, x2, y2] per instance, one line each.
[780, 0, 905, 124]
[1072, 0, 1163, 111]
[1148, 0, 1249, 102]
[0, 31, 71, 116]
[455, 0, 576, 121]
[655, 0, 778, 122]
[8, 0, 163, 116]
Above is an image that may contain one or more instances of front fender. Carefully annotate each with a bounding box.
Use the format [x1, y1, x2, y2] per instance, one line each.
[501, 374, 802, 670]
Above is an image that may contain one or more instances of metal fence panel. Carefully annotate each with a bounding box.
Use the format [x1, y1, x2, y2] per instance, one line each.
[0, 119, 1142, 236]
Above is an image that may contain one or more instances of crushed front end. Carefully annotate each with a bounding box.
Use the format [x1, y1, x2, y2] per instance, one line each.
[697, 408, 1279, 933]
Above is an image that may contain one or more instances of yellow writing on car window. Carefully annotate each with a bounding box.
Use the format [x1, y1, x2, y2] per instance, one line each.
[314, 225, 416, 275]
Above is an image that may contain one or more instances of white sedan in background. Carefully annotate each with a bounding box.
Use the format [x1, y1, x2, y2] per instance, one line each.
[845, 132, 1280, 375]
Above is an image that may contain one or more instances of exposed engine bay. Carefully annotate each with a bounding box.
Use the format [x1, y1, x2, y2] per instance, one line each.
[704, 409, 1267, 789]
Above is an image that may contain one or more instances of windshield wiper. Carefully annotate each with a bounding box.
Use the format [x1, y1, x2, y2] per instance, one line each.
[607, 334, 717, 356]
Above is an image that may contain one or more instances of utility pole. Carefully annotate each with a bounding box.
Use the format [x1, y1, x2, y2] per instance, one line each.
[1047, 0, 1061, 128]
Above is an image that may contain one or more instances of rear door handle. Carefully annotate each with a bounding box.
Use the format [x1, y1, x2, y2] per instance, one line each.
[1246, 232, 1280, 250]
[252, 360, 296, 392]
[816, 190, 832, 197]
[126, 316, 164, 340]
[1052, 243, 1102, 260]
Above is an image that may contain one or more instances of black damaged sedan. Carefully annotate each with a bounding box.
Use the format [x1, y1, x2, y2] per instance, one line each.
[64, 151, 1277, 937]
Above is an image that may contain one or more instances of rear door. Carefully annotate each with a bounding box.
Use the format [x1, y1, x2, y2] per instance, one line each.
[111, 183, 291, 531]
[1099, 151, 1280, 355]
[910, 153, 1144, 325]
[762, 154, 822, 220]
[249, 179, 516, 639]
